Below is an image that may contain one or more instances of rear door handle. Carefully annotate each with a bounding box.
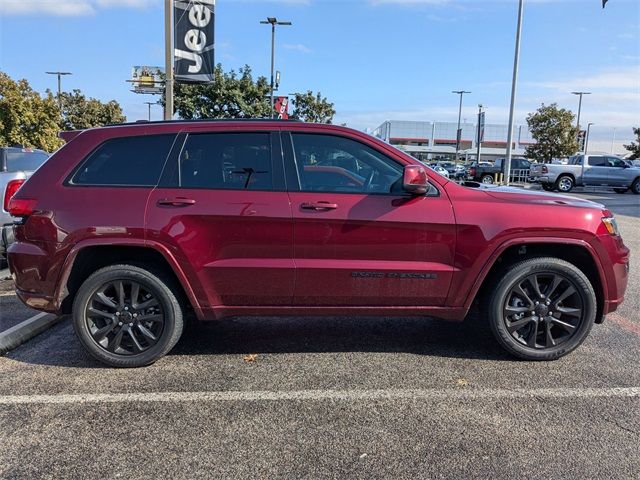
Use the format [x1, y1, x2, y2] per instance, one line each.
[157, 197, 197, 207]
[301, 201, 338, 211]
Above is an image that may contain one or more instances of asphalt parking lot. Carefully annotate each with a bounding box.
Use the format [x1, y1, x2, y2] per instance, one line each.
[0, 190, 638, 479]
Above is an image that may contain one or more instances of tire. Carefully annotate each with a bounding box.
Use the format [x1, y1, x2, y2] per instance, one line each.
[555, 175, 574, 193]
[481, 174, 494, 184]
[614, 188, 628, 194]
[72, 264, 184, 368]
[488, 257, 596, 361]
[541, 183, 554, 192]
[631, 178, 640, 195]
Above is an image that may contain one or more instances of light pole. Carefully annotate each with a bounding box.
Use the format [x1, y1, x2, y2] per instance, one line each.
[504, 0, 524, 186]
[611, 127, 617, 154]
[476, 104, 484, 164]
[585, 123, 594, 155]
[45, 71, 72, 113]
[452, 90, 471, 165]
[164, 0, 174, 121]
[572, 91, 591, 132]
[144, 102, 157, 121]
[260, 17, 292, 119]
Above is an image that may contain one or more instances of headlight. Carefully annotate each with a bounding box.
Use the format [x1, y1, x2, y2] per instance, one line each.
[602, 216, 619, 236]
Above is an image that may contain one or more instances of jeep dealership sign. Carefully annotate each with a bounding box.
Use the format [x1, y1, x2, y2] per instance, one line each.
[174, 0, 215, 83]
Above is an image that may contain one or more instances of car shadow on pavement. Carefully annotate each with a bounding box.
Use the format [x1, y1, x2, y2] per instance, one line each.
[170, 311, 512, 362]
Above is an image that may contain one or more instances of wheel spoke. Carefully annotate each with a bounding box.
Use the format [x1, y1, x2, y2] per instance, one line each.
[526, 275, 544, 299]
[130, 283, 140, 308]
[556, 306, 582, 318]
[92, 322, 117, 342]
[88, 307, 115, 320]
[116, 281, 126, 308]
[127, 328, 144, 352]
[526, 321, 539, 348]
[137, 298, 159, 310]
[554, 285, 576, 306]
[94, 292, 117, 309]
[514, 285, 534, 308]
[138, 314, 164, 324]
[551, 318, 577, 333]
[108, 328, 124, 353]
[545, 321, 556, 347]
[546, 275, 563, 299]
[507, 316, 533, 333]
[137, 324, 157, 342]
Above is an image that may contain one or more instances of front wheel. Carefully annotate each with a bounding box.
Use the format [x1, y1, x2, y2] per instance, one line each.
[72, 264, 184, 368]
[631, 178, 640, 195]
[488, 257, 596, 361]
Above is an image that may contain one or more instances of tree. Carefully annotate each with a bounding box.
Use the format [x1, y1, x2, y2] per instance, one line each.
[0, 72, 63, 152]
[171, 64, 272, 119]
[525, 103, 579, 163]
[291, 90, 335, 124]
[623, 127, 640, 159]
[59, 89, 126, 131]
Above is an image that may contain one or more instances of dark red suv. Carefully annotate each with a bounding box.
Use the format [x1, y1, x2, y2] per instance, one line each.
[7, 120, 630, 367]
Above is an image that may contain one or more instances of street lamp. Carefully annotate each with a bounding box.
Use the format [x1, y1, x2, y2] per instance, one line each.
[260, 17, 292, 119]
[45, 71, 72, 113]
[144, 101, 157, 122]
[571, 91, 591, 132]
[452, 90, 471, 164]
[504, 0, 524, 186]
[585, 123, 595, 155]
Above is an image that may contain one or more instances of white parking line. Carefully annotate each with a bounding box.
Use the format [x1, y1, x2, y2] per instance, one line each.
[0, 387, 639, 405]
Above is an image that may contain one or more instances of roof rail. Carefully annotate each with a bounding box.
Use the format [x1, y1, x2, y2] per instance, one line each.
[107, 118, 303, 127]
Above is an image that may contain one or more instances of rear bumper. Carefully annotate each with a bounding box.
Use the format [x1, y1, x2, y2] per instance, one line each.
[1, 223, 16, 259]
[530, 176, 551, 184]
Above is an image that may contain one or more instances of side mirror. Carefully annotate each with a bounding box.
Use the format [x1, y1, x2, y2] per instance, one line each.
[403, 165, 429, 195]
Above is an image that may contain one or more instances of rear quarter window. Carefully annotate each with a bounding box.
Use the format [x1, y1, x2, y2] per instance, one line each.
[70, 134, 175, 186]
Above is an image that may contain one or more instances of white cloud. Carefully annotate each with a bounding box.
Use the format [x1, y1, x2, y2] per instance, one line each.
[527, 65, 640, 91]
[0, 0, 154, 16]
[282, 43, 313, 53]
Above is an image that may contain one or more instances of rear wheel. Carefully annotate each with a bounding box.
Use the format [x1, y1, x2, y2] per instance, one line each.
[555, 175, 574, 193]
[481, 174, 494, 184]
[631, 178, 640, 195]
[72, 264, 184, 368]
[488, 257, 596, 361]
[614, 188, 628, 194]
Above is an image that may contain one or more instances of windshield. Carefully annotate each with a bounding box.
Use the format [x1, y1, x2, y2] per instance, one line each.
[5, 151, 49, 172]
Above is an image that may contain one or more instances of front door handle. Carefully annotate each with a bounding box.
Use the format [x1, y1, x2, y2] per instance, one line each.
[157, 197, 197, 207]
[301, 201, 338, 211]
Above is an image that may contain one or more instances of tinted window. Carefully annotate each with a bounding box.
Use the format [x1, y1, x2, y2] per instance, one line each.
[72, 135, 175, 186]
[568, 155, 583, 165]
[178, 133, 273, 190]
[588, 156, 606, 167]
[607, 157, 627, 168]
[6, 151, 49, 172]
[291, 134, 403, 194]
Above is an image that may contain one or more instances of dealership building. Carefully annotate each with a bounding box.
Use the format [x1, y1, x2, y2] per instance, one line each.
[372, 120, 536, 162]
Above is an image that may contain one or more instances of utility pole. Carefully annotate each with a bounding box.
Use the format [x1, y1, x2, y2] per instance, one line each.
[476, 104, 484, 165]
[164, 0, 174, 121]
[504, 0, 524, 186]
[45, 71, 72, 113]
[261, 17, 292, 119]
[452, 90, 471, 165]
[572, 91, 591, 132]
[611, 127, 617, 154]
[585, 123, 594, 155]
[144, 102, 156, 121]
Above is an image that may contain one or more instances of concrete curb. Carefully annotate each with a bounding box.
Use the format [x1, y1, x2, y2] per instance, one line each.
[0, 313, 64, 355]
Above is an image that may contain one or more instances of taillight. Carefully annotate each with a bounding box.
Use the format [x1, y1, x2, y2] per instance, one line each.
[469, 167, 477, 176]
[7, 198, 37, 217]
[3, 179, 25, 211]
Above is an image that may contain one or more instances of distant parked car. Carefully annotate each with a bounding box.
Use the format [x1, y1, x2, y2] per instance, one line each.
[468, 158, 532, 184]
[530, 154, 640, 193]
[428, 165, 450, 178]
[1, 146, 50, 264]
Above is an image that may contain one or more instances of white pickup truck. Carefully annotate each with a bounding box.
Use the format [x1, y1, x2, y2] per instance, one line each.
[1, 147, 50, 264]
[530, 154, 640, 194]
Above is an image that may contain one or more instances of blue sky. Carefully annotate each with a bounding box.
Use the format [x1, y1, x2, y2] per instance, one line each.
[1, 0, 639, 151]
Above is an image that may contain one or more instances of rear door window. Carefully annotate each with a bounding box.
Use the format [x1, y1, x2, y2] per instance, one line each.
[178, 133, 274, 190]
[71, 134, 175, 186]
[588, 156, 606, 167]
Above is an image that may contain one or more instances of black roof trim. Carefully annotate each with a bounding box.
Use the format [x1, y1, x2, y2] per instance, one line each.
[107, 118, 303, 127]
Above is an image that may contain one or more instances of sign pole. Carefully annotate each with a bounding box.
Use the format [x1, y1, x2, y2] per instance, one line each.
[504, 0, 524, 186]
[164, 0, 174, 121]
